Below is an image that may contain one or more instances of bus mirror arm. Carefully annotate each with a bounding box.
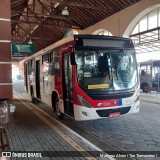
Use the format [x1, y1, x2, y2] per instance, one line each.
[70, 52, 76, 65]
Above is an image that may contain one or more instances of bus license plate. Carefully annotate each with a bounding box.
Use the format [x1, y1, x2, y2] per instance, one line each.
[108, 112, 120, 118]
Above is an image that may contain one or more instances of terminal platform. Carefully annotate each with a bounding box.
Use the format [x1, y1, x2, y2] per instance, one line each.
[1, 80, 113, 160]
[1, 80, 160, 160]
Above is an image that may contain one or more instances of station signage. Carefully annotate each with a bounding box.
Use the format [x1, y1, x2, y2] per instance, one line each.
[12, 44, 35, 57]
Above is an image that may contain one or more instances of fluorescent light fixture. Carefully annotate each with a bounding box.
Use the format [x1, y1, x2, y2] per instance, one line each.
[62, 6, 69, 16]
[28, 39, 32, 44]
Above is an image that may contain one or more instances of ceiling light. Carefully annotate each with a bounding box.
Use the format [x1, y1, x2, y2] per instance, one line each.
[62, 6, 69, 16]
[28, 39, 32, 44]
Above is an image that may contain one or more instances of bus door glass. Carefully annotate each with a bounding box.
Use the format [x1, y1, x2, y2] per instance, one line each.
[63, 53, 74, 117]
[24, 63, 28, 92]
[42, 53, 49, 94]
[35, 60, 41, 99]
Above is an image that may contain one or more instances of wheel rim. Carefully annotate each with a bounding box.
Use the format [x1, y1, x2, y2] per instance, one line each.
[56, 102, 61, 116]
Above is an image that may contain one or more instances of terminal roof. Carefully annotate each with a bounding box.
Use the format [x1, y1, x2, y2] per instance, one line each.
[11, 0, 141, 52]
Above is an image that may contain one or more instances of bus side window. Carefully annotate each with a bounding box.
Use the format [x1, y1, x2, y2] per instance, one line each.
[28, 59, 35, 75]
[42, 53, 49, 75]
[49, 49, 60, 75]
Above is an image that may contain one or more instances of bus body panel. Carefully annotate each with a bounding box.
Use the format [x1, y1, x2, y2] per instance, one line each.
[23, 35, 140, 121]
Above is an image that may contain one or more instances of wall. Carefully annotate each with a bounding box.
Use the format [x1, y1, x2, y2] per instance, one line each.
[0, 0, 12, 102]
[79, 0, 160, 37]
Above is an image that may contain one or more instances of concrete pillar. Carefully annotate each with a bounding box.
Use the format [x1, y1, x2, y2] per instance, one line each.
[0, 0, 12, 102]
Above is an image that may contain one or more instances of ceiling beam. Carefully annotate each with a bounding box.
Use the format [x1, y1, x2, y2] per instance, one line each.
[37, 0, 51, 13]
[16, 24, 32, 43]
[48, 0, 105, 10]
[12, 11, 70, 20]
[11, 19, 78, 28]
[11, 0, 27, 8]
[12, 36, 54, 40]
[12, 11, 83, 29]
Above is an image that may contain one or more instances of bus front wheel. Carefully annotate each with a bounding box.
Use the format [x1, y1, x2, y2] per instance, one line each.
[53, 96, 64, 119]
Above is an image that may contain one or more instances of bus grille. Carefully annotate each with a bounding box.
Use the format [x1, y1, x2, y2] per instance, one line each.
[88, 92, 134, 100]
[96, 106, 131, 117]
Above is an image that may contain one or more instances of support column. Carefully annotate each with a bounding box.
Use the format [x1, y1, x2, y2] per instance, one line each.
[0, 0, 12, 102]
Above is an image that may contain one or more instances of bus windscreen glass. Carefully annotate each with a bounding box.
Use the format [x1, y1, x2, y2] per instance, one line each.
[76, 49, 137, 91]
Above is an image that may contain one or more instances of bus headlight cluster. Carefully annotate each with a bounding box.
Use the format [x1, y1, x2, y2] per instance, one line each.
[77, 95, 93, 108]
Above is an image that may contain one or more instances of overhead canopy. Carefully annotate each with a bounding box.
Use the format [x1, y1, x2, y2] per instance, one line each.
[11, 0, 141, 53]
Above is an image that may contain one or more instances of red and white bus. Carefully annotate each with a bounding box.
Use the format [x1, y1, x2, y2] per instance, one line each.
[23, 35, 140, 121]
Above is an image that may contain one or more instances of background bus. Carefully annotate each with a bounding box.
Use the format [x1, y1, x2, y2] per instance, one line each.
[23, 35, 140, 121]
[139, 60, 160, 92]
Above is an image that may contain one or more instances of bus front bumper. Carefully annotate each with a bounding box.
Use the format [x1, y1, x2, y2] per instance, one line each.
[73, 100, 140, 121]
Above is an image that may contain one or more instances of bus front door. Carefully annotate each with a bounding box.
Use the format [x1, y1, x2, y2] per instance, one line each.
[24, 63, 28, 92]
[35, 60, 41, 99]
[63, 53, 74, 118]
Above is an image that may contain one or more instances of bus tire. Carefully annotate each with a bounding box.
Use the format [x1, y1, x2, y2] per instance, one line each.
[52, 94, 64, 119]
[141, 83, 149, 93]
[55, 97, 64, 119]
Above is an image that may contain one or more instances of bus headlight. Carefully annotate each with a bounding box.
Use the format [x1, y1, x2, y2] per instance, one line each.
[77, 95, 93, 108]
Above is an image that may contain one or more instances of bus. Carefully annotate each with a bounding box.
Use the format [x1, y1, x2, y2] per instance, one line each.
[23, 35, 140, 121]
[139, 60, 160, 92]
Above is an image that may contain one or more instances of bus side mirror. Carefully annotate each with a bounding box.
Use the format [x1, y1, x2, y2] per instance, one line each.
[70, 52, 76, 65]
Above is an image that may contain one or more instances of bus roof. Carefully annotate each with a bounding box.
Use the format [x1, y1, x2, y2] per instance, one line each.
[20, 35, 134, 63]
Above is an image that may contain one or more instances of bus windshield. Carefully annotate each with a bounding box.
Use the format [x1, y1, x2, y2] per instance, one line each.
[76, 49, 137, 91]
